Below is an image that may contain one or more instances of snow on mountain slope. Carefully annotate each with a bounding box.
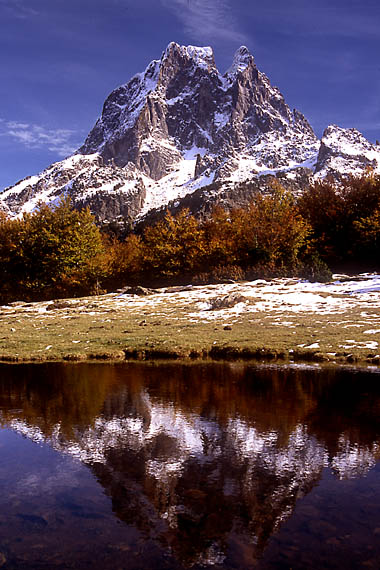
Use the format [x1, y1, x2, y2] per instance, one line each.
[315, 125, 380, 179]
[0, 154, 146, 221]
[1, 43, 379, 222]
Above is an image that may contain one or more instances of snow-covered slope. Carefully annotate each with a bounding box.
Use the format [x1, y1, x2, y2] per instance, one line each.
[315, 125, 380, 179]
[0, 154, 145, 222]
[1, 43, 379, 222]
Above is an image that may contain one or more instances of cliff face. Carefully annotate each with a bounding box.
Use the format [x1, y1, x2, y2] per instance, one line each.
[1, 42, 380, 222]
[80, 43, 318, 181]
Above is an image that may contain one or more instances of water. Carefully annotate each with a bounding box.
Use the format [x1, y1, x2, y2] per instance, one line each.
[0, 362, 379, 569]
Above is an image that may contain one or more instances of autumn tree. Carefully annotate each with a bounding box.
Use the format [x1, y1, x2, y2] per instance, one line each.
[103, 232, 144, 287]
[234, 187, 310, 268]
[141, 209, 206, 280]
[353, 209, 380, 264]
[0, 197, 106, 301]
[298, 173, 380, 266]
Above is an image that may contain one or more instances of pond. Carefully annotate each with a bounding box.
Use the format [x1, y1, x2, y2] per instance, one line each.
[0, 362, 379, 569]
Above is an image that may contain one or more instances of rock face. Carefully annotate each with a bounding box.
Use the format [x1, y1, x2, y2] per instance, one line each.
[315, 125, 380, 179]
[1, 42, 380, 222]
[0, 154, 146, 223]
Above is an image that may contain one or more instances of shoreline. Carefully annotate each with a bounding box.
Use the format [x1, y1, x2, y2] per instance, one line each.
[0, 349, 379, 368]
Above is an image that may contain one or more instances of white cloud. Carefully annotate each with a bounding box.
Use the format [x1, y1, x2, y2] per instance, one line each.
[1, 121, 80, 156]
[161, 0, 247, 44]
[0, 0, 38, 18]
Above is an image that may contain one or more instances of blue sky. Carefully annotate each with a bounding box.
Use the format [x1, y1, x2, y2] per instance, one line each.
[1, 0, 379, 189]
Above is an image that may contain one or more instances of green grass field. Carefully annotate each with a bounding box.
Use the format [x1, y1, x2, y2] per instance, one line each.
[1, 278, 379, 365]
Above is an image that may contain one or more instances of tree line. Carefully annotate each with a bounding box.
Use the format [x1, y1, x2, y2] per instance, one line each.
[1, 173, 379, 302]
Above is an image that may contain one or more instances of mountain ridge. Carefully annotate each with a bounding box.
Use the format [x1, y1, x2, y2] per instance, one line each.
[1, 42, 380, 222]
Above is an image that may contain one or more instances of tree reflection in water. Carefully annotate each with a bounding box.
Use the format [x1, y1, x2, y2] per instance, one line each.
[0, 362, 379, 569]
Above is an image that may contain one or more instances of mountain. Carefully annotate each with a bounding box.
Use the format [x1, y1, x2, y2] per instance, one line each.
[315, 124, 380, 178]
[1, 42, 380, 223]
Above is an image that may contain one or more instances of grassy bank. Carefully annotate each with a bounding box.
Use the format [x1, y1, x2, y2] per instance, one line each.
[1, 276, 379, 366]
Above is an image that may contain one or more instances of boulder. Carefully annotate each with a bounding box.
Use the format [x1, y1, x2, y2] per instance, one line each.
[209, 292, 246, 310]
[121, 286, 157, 296]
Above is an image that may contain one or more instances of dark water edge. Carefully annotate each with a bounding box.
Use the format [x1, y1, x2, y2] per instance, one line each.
[0, 361, 379, 569]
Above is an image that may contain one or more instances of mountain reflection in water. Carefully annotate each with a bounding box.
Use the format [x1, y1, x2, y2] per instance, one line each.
[0, 362, 379, 569]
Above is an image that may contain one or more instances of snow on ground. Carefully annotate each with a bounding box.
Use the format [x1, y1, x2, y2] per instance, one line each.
[183, 274, 380, 321]
[3, 273, 380, 325]
[1, 273, 379, 364]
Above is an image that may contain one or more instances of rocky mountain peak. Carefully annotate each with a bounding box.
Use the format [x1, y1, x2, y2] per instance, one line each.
[80, 40, 316, 171]
[162, 42, 216, 72]
[224, 45, 255, 82]
[1, 42, 380, 224]
[315, 124, 380, 179]
[156, 43, 217, 96]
